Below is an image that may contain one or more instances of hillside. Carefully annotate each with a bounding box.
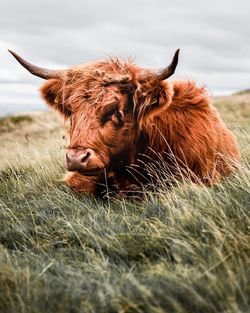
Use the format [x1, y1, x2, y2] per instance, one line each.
[0, 92, 249, 313]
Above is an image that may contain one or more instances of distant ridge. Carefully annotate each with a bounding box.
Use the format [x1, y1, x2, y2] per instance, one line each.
[233, 89, 250, 95]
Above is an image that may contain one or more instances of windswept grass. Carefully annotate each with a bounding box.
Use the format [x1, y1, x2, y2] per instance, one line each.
[0, 114, 33, 133]
[0, 93, 249, 313]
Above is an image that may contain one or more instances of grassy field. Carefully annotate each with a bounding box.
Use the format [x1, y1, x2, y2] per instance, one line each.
[0, 92, 249, 313]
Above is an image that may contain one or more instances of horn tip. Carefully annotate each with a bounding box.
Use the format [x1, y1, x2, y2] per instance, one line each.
[8, 49, 15, 55]
[8, 49, 14, 55]
[8, 49, 18, 60]
[175, 48, 180, 58]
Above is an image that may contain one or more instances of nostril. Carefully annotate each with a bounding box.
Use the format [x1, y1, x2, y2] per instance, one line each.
[66, 149, 95, 171]
[80, 152, 90, 164]
[66, 153, 70, 164]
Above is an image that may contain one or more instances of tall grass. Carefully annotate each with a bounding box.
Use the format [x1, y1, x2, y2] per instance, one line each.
[0, 95, 249, 313]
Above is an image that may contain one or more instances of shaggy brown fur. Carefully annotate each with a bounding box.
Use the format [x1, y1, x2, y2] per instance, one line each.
[39, 57, 240, 196]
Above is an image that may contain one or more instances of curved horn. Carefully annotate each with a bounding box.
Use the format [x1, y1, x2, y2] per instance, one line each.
[8, 50, 65, 80]
[157, 49, 180, 80]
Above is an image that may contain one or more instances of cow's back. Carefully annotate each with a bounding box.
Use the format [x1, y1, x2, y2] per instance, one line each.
[140, 80, 240, 184]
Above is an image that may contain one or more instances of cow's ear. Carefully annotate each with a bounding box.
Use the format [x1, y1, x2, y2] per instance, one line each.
[133, 80, 174, 124]
[40, 79, 71, 118]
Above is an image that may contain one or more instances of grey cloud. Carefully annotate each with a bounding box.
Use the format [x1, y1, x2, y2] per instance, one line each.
[0, 0, 249, 116]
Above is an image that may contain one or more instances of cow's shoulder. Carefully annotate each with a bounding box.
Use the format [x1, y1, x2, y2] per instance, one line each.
[170, 80, 210, 110]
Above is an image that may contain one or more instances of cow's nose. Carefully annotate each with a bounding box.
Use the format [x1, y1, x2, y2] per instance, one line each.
[66, 149, 94, 171]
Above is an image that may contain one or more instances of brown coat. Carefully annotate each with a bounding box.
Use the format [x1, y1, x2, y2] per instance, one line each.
[9, 50, 240, 196]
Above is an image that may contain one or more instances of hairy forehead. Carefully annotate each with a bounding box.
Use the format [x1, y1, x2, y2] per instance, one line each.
[63, 59, 137, 108]
[67, 58, 136, 85]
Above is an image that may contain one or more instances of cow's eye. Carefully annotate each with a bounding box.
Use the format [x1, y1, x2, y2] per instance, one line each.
[111, 110, 124, 127]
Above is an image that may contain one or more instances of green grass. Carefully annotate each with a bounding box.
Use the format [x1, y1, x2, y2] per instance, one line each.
[0, 94, 249, 313]
[0, 114, 33, 133]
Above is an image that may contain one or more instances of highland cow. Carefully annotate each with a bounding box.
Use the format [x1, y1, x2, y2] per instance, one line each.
[9, 49, 240, 196]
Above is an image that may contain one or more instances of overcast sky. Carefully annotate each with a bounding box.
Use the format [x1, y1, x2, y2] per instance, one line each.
[0, 0, 249, 116]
